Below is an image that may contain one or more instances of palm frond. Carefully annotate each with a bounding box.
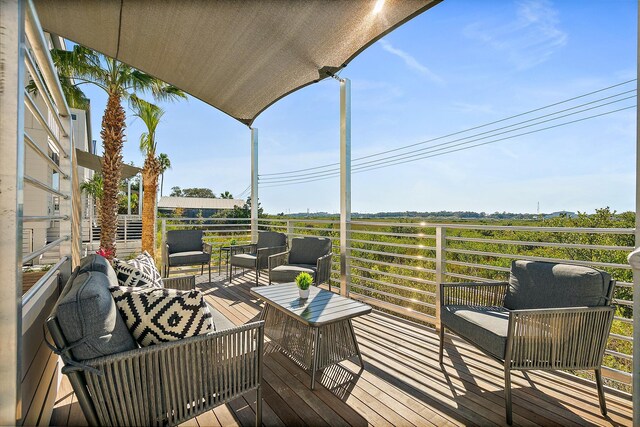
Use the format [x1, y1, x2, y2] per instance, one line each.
[158, 153, 171, 172]
[131, 96, 165, 157]
[51, 45, 108, 86]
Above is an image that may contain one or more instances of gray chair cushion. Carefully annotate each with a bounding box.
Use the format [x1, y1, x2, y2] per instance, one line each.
[78, 254, 118, 287]
[504, 260, 612, 310]
[167, 230, 204, 254]
[230, 253, 257, 269]
[441, 305, 509, 359]
[168, 250, 210, 266]
[270, 264, 317, 284]
[288, 237, 332, 266]
[256, 231, 287, 250]
[56, 271, 137, 361]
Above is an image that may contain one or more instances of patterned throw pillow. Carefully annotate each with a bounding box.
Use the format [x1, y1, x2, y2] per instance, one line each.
[130, 251, 163, 287]
[112, 252, 163, 289]
[109, 286, 214, 347]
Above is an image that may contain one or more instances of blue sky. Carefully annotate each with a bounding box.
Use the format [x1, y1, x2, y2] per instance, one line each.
[78, 0, 637, 215]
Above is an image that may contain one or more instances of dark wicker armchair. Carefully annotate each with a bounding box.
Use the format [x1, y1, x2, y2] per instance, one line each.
[229, 231, 288, 284]
[163, 229, 212, 282]
[439, 260, 616, 425]
[268, 236, 333, 289]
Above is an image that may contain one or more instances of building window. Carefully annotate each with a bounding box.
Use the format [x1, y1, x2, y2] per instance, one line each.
[71, 113, 77, 120]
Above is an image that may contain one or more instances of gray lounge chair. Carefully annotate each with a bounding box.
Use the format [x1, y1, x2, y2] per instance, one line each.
[163, 229, 212, 282]
[438, 260, 616, 425]
[229, 231, 287, 285]
[46, 255, 264, 426]
[268, 236, 333, 289]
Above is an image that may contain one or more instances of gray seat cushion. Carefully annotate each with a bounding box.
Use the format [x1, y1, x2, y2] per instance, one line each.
[56, 271, 137, 361]
[230, 253, 257, 269]
[168, 250, 210, 266]
[270, 264, 317, 284]
[78, 254, 118, 287]
[288, 237, 331, 265]
[504, 260, 612, 310]
[256, 231, 287, 249]
[441, 305, 509, 359]
[167, 230, 204, 254]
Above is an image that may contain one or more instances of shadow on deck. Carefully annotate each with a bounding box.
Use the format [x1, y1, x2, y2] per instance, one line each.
[50, 272, 633, 427]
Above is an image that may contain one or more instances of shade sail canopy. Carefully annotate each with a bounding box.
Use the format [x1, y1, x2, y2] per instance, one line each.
[76, 149, 141, 179]
[35, 0, 440, 126]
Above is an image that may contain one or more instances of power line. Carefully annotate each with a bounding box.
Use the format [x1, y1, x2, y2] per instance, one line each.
[259, 79, 637, 178]
[260, 105, 635, 188]
[260, 95, 636, 184]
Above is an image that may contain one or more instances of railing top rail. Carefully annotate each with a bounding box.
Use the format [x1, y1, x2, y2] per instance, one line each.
[161, 217, 252, 222]
[258, 218, 340, 225]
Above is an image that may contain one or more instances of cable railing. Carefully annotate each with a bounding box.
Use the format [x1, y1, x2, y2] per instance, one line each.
[21, 2, 80, 302]
[256, 217, 633, 391]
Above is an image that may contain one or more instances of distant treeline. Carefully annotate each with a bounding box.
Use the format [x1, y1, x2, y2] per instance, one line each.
[282, 210, 559, 220]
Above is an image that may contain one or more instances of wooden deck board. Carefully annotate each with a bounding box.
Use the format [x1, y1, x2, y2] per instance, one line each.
[50, 272, 633, 426]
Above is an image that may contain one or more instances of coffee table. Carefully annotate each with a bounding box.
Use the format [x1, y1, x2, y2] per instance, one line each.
[251, 283, 372, 389]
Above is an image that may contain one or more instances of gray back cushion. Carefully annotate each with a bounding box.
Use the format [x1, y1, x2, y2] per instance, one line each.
[504, 260, 612, 310]
[78, 254, 118, 287]
[256, 231, 287, 249]
[56, 271, 137, 361]
[289, 237, 332, 265]
[167, 230, 203, 254]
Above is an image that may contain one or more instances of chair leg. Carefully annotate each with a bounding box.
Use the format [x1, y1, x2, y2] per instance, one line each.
[255, 268, 259, 285]
[438, 326, 445, 365]
[504, 365, 513, 425]
[595, 368, 607, 416]
[255, 384, 262, 427]
[201, 264, 204, 275]
[208, 262, 211, 283]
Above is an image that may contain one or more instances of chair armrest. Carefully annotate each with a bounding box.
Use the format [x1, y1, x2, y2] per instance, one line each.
[315, 252, 333, 285]
[203, 242, 213, 255]
[256, 246, 287, 269]
[78, 321, 265, 426]
[268, 250, 290, 272]
[441, 281, 508, 307]
[162, 275, 196, 291]
[507, 306, 615, 369]
[230, 243, 256, 255]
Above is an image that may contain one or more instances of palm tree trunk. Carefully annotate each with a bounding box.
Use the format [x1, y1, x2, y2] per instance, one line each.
[141, 157, 161, 256]
[160, 172, 164, 197]
[99, 90, 125, 259]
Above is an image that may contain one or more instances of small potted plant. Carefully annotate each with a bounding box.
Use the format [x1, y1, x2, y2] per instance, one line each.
[295, 272, 313, 299]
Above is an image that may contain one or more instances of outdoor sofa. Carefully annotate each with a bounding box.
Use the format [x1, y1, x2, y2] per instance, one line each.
[46, 254, 263, 426]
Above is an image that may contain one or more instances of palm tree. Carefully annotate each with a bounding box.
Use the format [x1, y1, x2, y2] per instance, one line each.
[79, 173, 103, 224]
[158, 153, 171, 197]
[51, 45, 185, 258]
[220, 191, 233, 199]
[131, 98, 167, 256]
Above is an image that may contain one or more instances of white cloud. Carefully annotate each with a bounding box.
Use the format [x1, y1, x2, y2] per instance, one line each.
[378, 39, 444, 84]
[464, 0, 567, 70]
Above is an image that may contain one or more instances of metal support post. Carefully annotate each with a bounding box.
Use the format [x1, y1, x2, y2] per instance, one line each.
[633, 23, 640, 425]
[286, 220, 293, 246]
[0, 0, 24, 423]
[251, 128, 259, 243]
[435, 226, 446, 330]
[339, 78, 351, 297]
[127, 179, 132, 215]
[138, 173, 143, 216]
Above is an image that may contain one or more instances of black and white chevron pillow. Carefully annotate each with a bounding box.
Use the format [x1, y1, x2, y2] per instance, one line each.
[109, 286, 214, 347]
[113, 252, 163, 289]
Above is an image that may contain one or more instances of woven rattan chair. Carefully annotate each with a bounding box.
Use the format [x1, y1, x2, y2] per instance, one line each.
[438, 260, 616, 425]
[229, 231, 287, 284]
[46, 255, 264, 426]
[268, 236, 332, 289]
[163, 229, 212, 282]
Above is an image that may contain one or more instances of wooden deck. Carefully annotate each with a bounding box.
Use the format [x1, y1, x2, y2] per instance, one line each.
[50, 272, 633, 427]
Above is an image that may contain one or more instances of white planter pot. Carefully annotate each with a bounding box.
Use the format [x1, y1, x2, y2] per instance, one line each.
[298, 288, 310, 299]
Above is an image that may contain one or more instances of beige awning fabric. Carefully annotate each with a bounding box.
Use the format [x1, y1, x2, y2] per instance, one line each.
[35, 0, 440, 126]
[76, 149, 141, 179]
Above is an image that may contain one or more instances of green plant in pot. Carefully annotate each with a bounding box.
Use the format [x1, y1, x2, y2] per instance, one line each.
[295, 272, 313, 299]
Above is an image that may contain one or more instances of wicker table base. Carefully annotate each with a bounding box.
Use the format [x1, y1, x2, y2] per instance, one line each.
[252, 283, 371, 389]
